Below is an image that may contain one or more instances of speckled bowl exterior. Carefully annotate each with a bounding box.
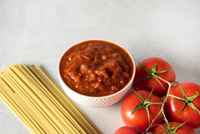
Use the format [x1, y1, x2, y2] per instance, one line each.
[58, 40, 136, 107]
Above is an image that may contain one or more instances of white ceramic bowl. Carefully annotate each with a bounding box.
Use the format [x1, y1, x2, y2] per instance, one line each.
[58, 40, 136, 107]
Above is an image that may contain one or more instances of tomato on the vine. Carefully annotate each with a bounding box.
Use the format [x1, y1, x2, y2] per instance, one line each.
[121, 90, 162, 131]
[135, 57, 176, 96]
[151, 122, 195, 134]
[166, 82, 200, 128]
[115, 126, 139, 134]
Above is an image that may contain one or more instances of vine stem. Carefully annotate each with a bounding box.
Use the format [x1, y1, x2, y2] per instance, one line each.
[168, 94, 185, 101]
[144, 76, 172, 133]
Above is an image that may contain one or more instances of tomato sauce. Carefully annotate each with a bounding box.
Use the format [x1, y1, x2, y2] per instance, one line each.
[60, 40, 133, 96]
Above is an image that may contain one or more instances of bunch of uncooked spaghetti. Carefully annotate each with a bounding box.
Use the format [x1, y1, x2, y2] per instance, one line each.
[0, 65, 100, 134]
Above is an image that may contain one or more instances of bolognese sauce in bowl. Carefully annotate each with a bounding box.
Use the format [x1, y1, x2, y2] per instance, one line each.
[58, 40, 136, 106]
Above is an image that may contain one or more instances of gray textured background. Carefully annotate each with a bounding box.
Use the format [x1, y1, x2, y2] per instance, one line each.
[0, 0, 200, 133]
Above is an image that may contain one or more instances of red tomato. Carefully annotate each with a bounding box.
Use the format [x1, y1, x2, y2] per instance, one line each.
[115, 126, 139, 134]
[135, 57, 176, 96]
[121, 90, 162, 131]
[166, 82, 200, 128]
[151, 122, 195, 134]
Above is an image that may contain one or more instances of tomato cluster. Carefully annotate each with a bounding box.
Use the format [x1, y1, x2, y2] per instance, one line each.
[115, 57, 200, 134]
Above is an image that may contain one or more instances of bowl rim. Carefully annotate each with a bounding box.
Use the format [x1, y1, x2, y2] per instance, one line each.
[58, 39, 136, 99]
